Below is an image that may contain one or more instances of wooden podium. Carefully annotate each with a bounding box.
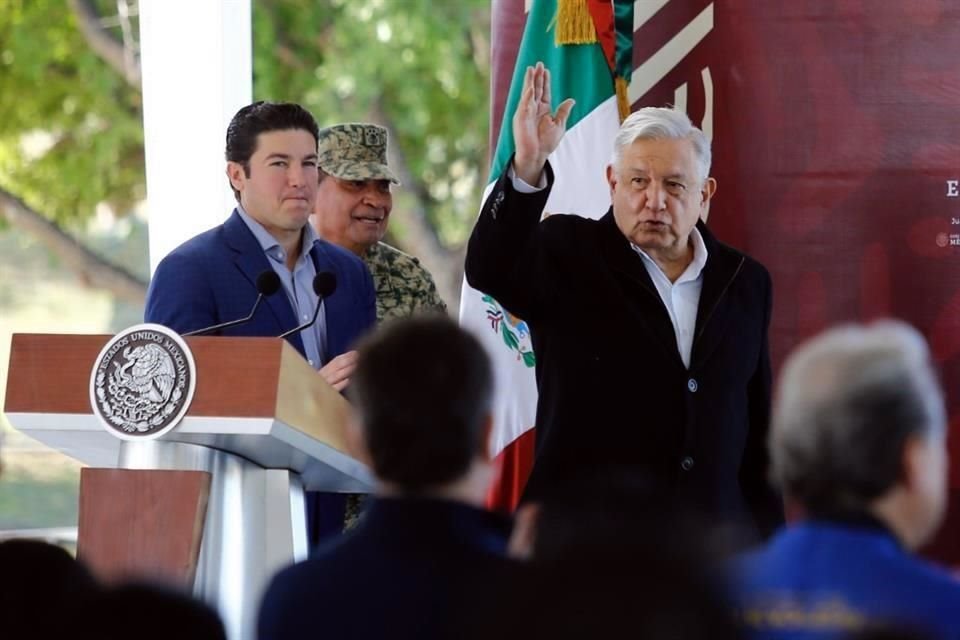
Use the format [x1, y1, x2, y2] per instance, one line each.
[4, 333, 373, 640]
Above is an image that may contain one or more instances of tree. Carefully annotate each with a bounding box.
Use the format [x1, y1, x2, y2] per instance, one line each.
[253, 0, 490, 304]
[0, 0, 147, 302]
[0, 0, 491, 307]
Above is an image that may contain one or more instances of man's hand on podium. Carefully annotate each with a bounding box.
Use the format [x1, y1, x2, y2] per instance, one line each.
[320, 351, 358, 392]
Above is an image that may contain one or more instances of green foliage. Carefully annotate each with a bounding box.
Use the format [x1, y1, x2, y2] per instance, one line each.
[253, 0, 490, 246]
[0, 0, 490, 246]
[0, 0, 145, 222]
[0, 455, 81, 529]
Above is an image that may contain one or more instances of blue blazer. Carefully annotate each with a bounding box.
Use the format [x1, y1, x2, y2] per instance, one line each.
[727, 520, 960, 639]
[145, 209, 376, 359]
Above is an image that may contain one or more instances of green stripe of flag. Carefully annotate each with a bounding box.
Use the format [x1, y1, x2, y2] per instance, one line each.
[489, 0, 616, 180]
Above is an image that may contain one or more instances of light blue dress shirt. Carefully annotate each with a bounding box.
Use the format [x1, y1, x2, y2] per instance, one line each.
[236, 207, 327, 369]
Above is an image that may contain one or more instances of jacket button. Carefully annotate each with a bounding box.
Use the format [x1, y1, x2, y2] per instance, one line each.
[680, 456, 695, 471]
[687, 378, 698, 393]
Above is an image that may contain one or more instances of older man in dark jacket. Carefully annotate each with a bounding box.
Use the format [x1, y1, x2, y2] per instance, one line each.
[466, 62, 782, 537]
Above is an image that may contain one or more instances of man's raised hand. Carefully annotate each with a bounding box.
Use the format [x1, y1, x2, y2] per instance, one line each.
[512, 62, 575, 185]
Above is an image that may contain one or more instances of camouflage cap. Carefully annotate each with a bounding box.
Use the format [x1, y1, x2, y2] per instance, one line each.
[317, 123, 400, 185]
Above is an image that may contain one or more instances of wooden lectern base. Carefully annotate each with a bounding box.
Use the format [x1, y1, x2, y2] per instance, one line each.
[77, 468, 211, 587]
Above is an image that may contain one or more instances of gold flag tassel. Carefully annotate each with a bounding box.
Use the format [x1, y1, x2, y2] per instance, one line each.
[615, 76, 630, 122]
[555, 0, 597, 45]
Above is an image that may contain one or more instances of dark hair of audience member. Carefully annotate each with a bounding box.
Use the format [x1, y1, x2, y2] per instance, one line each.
[75, 582, 227, 640]
[224, 101, 320, 200]
[471, 469, 742, 639]
[527, 469, 690, 559]
[0, 539, 99, 637]
[1, 539, 226, 639]
[347, 315, 493, 492]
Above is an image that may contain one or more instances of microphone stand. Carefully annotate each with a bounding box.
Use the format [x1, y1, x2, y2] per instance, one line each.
[182, 294, 266, 337]
[277, 295, 324, 340]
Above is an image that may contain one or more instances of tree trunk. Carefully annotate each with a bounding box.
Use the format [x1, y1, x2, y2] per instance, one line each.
[370, 101, 467, 311]
[0, 188, 148, 304]
[67, 0, 142, 89]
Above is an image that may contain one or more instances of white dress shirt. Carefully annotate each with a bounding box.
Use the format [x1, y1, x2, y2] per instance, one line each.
[630, 231, 707, 369]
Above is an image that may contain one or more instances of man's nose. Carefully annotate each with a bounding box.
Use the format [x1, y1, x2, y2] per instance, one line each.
[645, 184, 667, 211]
[362, 186, 389, 207]
[287, 165, 306, 187]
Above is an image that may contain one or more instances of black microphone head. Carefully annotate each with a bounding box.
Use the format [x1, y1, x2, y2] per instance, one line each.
[313, 271, 337, 298]
[256, 271, 282, 296]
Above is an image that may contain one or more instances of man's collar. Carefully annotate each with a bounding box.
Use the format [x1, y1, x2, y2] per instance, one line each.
[808, 508, 903, 549]
[630, 226, 709, 282]
[235, 205, 318, 261]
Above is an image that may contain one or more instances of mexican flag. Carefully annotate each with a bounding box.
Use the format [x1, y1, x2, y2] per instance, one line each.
[459, 0, 631, 511]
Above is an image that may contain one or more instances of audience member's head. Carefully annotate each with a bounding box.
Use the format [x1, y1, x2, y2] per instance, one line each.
[498, 549, 741, 639]
[0, 539, 99, 636]
[482, 470, 740, 639]
[347, 316, 493, 499]
[0, 539, 227, 639]
[510, 469, 676, 558]
[76, 582, 227, 640]
[771, 320, 948, 549]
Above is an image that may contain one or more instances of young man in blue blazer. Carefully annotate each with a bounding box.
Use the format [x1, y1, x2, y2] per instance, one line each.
[145, 101, 376, 543]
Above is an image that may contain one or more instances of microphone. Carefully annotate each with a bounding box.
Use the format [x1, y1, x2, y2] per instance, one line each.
[182, 271, 282, 336]
[277, 272, 337, 339]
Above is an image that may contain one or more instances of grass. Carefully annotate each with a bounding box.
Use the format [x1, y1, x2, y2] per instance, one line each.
[0, 452, 81, 529]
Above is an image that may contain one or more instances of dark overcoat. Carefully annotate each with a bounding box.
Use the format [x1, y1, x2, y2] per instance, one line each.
[465, 161, 783, 535]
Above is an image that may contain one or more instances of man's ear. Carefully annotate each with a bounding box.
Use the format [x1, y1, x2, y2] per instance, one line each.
[606, 164, 618, 197]
[700, 177, 717, 223]
[226, 162, 247, 195]
[507, 503, 540, 560]
[901, 434, 927, 491]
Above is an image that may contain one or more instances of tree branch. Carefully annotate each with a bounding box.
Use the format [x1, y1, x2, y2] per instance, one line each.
[369, 100, 466, 309]
[0, 187, 147, 304]
[68, 0, 141, 88]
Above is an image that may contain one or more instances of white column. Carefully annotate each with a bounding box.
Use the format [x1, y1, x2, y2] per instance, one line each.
[139, 0, 252, 275]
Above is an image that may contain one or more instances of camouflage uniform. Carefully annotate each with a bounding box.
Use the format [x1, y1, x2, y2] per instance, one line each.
[316, 122, 447, 529]
[364, 242, 447, 323]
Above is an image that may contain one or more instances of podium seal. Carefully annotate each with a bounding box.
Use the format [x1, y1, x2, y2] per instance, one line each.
[89, 323, 197, 440]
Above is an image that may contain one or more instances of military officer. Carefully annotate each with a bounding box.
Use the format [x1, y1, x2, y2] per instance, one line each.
[311, 123, 447, 323]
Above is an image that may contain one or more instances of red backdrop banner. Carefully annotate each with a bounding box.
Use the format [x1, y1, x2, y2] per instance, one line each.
[489, 0, 960, 562]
